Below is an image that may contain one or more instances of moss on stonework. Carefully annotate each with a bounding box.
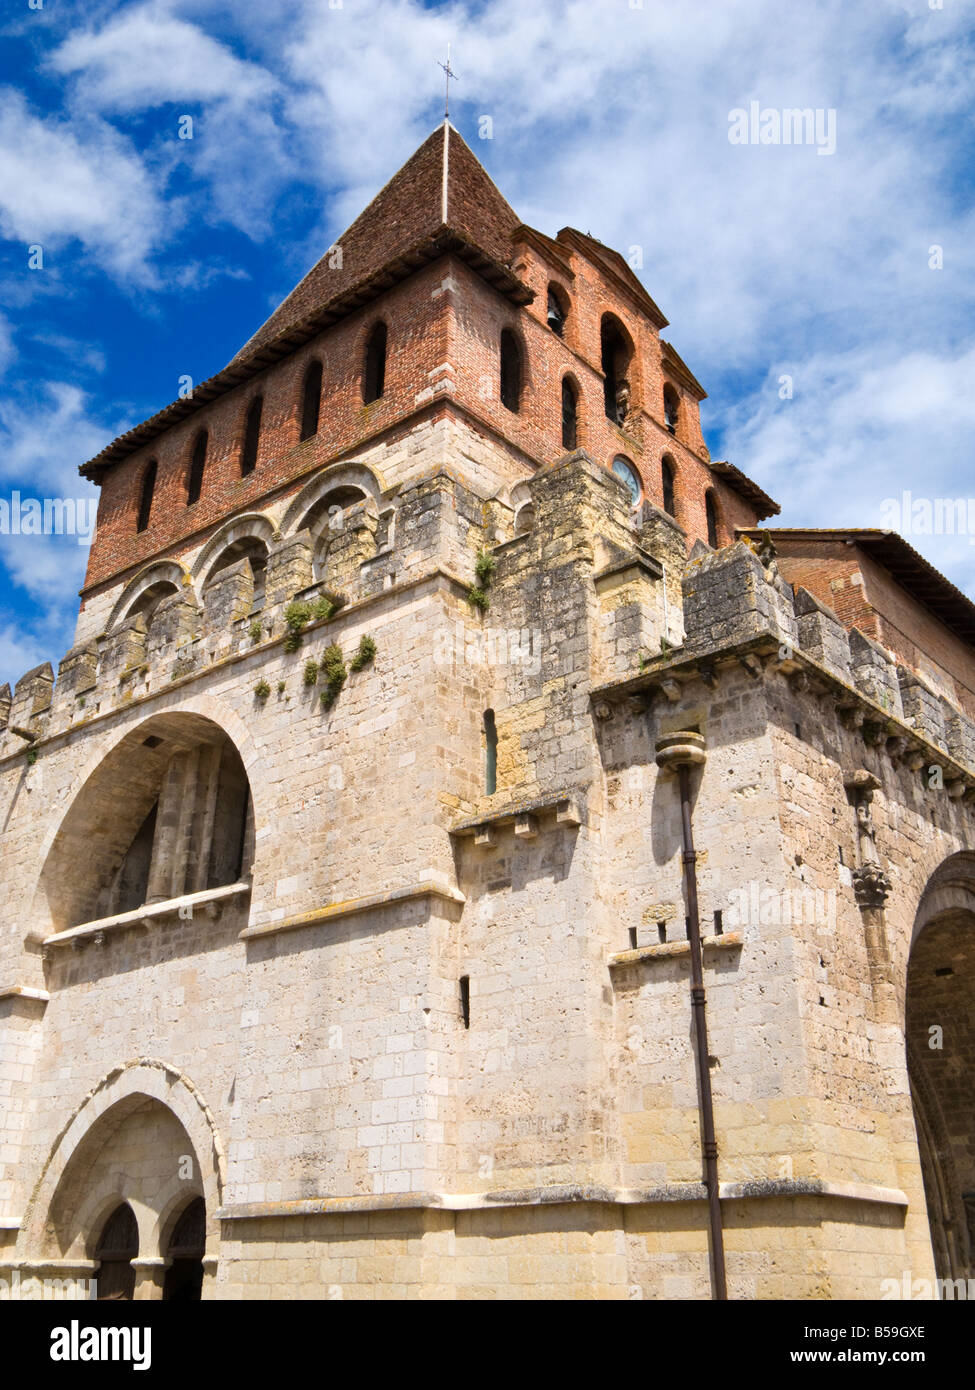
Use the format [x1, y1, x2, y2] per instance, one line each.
[350, 635, 377, 672]
[319, 643, 347, 710]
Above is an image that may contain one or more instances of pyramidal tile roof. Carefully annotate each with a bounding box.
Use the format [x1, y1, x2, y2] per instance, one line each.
[237, 121, 522, 358]
[81, 123, 530, 478]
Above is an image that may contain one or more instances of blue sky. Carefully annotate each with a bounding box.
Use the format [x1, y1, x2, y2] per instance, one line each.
[0, 0, 973, 689]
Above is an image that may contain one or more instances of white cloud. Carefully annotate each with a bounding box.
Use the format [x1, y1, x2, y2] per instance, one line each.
[0, 622, 53, 691]
[48, 4, 291, 241]
[0, 90, 171, 284]
[0, 380, 108, 685]
[49, 6, 275, 111]
[721, 343, 975, 599]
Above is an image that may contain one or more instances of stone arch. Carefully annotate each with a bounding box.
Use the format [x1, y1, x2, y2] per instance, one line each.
[905, 851, 975, 1285]
[192, 513, 275, 588]
[19, 1059, 224, 1266]
[106, 560, 195, 632]
[280, 461, 384, 539]
[31, 705, 261, 935]
[509, 481, 535, 536]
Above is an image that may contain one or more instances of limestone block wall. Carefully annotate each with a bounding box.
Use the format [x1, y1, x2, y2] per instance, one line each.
[1, 441, 973, 1298]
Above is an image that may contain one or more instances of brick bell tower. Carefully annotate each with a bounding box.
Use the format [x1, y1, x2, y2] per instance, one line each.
[33, 122, 968, 1305]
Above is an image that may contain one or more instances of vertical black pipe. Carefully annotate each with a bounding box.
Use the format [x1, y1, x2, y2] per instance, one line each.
[678, 761, 728, 1301]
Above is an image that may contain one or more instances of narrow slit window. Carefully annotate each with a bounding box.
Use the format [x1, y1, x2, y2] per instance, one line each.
[300, 360, 323, 441]
[484, 709, 498, 795]
[187, 431, 207, 506]
[664, 385, 680, 435]
[136, 459, 157, 533]
[460, 975, 471, 1030]
[500, 330, 522, 413]
[561, 377, 578, 450]
[661, 456, 676, 517]
[705, 488, 719, 549]
[364, 322, 387, 404]
[241, 396, 263, 477]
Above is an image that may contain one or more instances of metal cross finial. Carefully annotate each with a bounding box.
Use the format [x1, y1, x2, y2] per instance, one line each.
[438, 45, 458, 119]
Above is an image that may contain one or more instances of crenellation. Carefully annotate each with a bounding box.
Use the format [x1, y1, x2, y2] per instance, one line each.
[849, 628, 903, 719]
[897, 666, 947, 750]
[793, 586, 853, 680]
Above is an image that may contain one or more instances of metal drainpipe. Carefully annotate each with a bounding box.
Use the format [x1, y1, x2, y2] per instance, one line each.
[655, 730, 728, 1301]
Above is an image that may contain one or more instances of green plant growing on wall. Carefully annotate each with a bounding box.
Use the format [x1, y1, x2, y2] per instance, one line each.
[319, 643, 347, 710]
[312, 595, 335, 622]
[277, 681, 286, 694]
[475, 549, 496, 588]
[254, 679, 271, 701]
[349, 635, 377, 673]
[283, 600, 313, 652]
[26, 747, 37, 766]
[303, 659, 320, 687]
[249, 620, 263, 644]
[467, 548, 496, 612]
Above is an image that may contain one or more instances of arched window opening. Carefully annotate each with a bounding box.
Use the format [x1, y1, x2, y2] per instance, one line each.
[661, 456, 676, 517]
[241, 396, 263, 477]
[204, 536, 269, 610]
[514, 503, 535, 535]
[186, 430, 208, 506]
[612, 456, 642, 509]
[136, 460, 157, 534]
[163, 1196, 205, 1302]
[129, 580, 180, 635]
[906, 862, 975, 1287]
[484, 709, 498, 795]
[601, 315, 633, 425]
[41, 716, 256, 933]
[500, 330, 523, 413]
[363, 322, 387, 404]
[299, 485, 368, 583]
[561, 377, 578, 451]
[705, 489, 720, 549]
[94, 1203, 138, 1301]
[547, 285, 568, 337]
[300, 360, 323, 441]
[664, 384, 680, 436]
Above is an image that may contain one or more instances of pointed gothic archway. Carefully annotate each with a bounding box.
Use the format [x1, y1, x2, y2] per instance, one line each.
[905, 852, 975, 1288]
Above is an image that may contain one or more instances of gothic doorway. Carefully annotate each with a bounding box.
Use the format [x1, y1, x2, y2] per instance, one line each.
[94, 1203, 138, 1300]
[163, 1196, 205, 1301]
[906, 857, 975, 1289]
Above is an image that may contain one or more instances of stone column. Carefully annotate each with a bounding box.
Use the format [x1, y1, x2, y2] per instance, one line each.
[146, 749, 198, 903]
[201, 1255, 218, 1301]
[845, 770, 896, 1022]
[131, 1257, 170, 1300]
[186, 743, 223, 894]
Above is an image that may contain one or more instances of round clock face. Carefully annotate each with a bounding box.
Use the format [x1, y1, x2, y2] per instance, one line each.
[612, 457, 642, 507]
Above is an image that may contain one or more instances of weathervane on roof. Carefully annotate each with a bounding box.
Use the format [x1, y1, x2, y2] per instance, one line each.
[438, 45, 458, 119]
